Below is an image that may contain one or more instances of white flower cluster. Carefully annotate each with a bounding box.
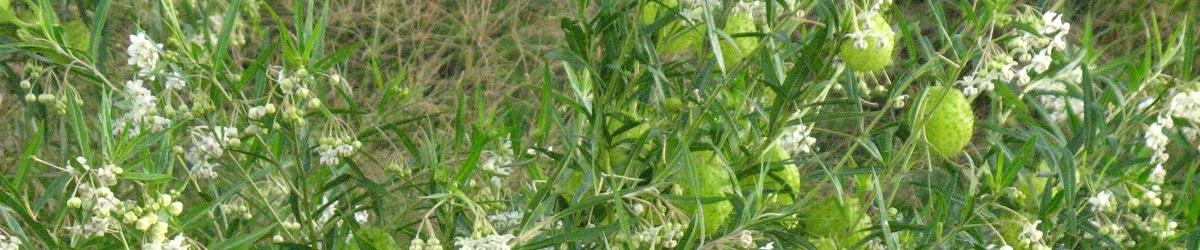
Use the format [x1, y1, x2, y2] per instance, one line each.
[1012, 12, 1070, 84]
[956, 54, 1015, 98]
[142, 234, 188, 250]
[1025, 67, 1084, 124]
[1167, 89, 1200, 124]
[408, 236, 443, 250]
[185, 126, 241, 179]
[0, 231, 19, 250]
[957, 11, 1072, 101]
[114, 79, 171, 137]
[127, 32, 163, 75]
[844, 10, 893, 50]
[1016, 220, 1049, 250]
[65, 160, 188, 250]
[635, 222, 684, 248]
[733, 1, 764, 20]
[64, 157, 126, 239]
[1012, 12, 1085, 124]
[219, 199, 253, 220]
[453, 233, 515, 250]
[487, 211, 523, 230]
[317, 135, 360, 166]
[1143, 87, 1200, 188]
[777, 116, 817, 155]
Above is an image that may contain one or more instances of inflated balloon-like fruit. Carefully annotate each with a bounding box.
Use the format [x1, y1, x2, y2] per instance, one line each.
[662, 25, 706, 55]
[719, 12, 758, 64]
[664, 97, 686, 111]
[739, 146, 802, 207]
[349, 227, 397, 250]
[804, 197, 870, 247]
[606, 113, 651, 145]
[639, 0, 678, 26]
[810, 237, 842, 250]
[839, 15, 895, 73]
[555, 169, 587, 201]
[673, 150, 733, 235]
[639, 0, 704, 56]
[915, 86, 974, 157]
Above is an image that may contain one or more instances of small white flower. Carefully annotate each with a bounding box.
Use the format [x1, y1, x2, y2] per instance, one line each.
[165, 72, 186, 90]
[0, 231, 22, 250]
[1029, 52, 1052, 74]
[1018, 220, 1044, 244]
[1088, 190, 1114, 211]
[355, 210, 369, 224]
[1150, 164, 1167, 184]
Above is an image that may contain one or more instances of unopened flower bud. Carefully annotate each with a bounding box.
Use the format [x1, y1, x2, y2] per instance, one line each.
[67, 197, 82, 208]
[307, 98, 322, 109]
[37, 93, 55, 103]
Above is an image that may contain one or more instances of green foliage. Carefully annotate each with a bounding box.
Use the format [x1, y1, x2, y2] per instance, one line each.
[0, 0, 1197, 249]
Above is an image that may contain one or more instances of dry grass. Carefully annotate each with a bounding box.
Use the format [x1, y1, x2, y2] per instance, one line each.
[325, 0, 567, 123]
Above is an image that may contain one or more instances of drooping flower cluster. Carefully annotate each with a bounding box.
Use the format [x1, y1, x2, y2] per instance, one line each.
[843, 10, 892, 51]
[1145, 116, 1172, 172]
[956, 54, 1015, 98]
[635, 222, 685, 248]
[1167, 89, 1200, 123]
[247, 103, 276, 120]
[480, 151, 514, 188]
[64, 157, 125, 238]
[185, 126, 241, 179]
[487, 211, 523, 230]
[219, 198, 253, 220]
[164, 72, 187, 91]
[188, 14, 247, 47]
[60, 156, 191, 249]
[408, 236, 443, 250]
[777, 116, 817, 155]
[453, 233, 515, 250]
[317, 135, 359, 166]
